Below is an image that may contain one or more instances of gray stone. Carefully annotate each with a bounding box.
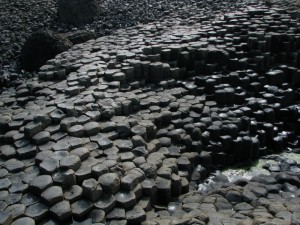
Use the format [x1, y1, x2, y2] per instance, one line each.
[159, 137, 171, 147]
[115, 191, 136, 209]
[40, 158, 59, 174]
[94, 193, 116, 213]
[68, 125, 84, 137]
[83, 122, 100, 136]
[133, 183, 143, 200]
[97, 137, 113, 150]
[156, 177, 171, 204]
[141, 179, 157, 198]
[16, 144, 37, 159]
[24, 121, 43, 137]
[0, 178, 11, 191]
[157, 166, 172, 179]
[60, 117, 77, 132]
[292, 210, 300, 225]
[60, 155, 81, 171]
[119, 151, 135, 161]
[137, 196, 152, 212]
[249, 185, 268, 197]
[233, 202, 253, 211]
[52, 169, 76, 188]
[65, 30, 96, 45]
[11, 217, 35, 225]
[0, 145, 16, 159]
[0, 211, 13, 225]
[5, 193, 22, 205]
[82, 178, 102, 202]
[121, 174, 139, 191]
[98, 173, 120, 194]
[90, 209, 105, 223]
[71, 199, 93, 219]
[107, 220, 127, 225]
[22, 167, 40, 184]
[131, 125, 147, 140]
[4, 203, 25, 219]
[92, 164, 109, 178]
[51, 151, 69, 161]
[21, 193, 41, 207]
[133, 146, 148, 157]
[70, 147, 90, 161]
[225, 190, 243, 204]
[126, 168, 145, 182]
[64, 185, 83, 203]
[3, 159, 24, 172]
[106, 207, 126, 220]
[24, 202, 48, 221]
[139, 163, 157, 179]
[32, 131, 50, 145]
[34, 114, 52, 129]
[126, 206, 146, 224]
[35, 151, 54, 164]
[49, 200, 72, 222]
[9, 182, 28, 193]
[29, 175, 53, 194]
[0, 190, 8, 200]
[52, 140, 70, 151]
[57, 0, 99, 25]
[116, 140, 133, 151]
[100, 121, 116, 132]
[132, 135, 146, 147]
[75, 166, 92, 184]
[41, 186, 63, 206]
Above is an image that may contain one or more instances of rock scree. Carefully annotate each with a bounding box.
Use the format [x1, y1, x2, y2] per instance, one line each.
[57, 0, 100, 25]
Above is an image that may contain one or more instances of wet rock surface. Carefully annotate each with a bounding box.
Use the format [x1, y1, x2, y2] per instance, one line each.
[149, 154, 300, 225]
[0, 0, 300, 224]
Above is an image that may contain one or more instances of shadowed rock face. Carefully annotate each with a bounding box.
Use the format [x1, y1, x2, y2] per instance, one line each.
[57, 0, 99, 25]
[64, 30, 96, 45]
[20, 30, 72, 72]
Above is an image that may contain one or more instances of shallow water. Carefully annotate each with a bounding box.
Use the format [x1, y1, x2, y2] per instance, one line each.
[221, 152, 300, 182]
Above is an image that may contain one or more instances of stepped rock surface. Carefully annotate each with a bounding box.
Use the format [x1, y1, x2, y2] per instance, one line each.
[0, 0, 300, 224]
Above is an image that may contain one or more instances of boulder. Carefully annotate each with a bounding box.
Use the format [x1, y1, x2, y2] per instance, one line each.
[21, 30, 72, 71]
[64, 30, 96, 45]
[57, 0, 99, 25]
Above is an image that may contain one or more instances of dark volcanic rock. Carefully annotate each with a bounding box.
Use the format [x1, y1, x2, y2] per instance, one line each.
[57, 0, 99, 25]
[64, 30, 96, 45]
[20, 30, 72, 71]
